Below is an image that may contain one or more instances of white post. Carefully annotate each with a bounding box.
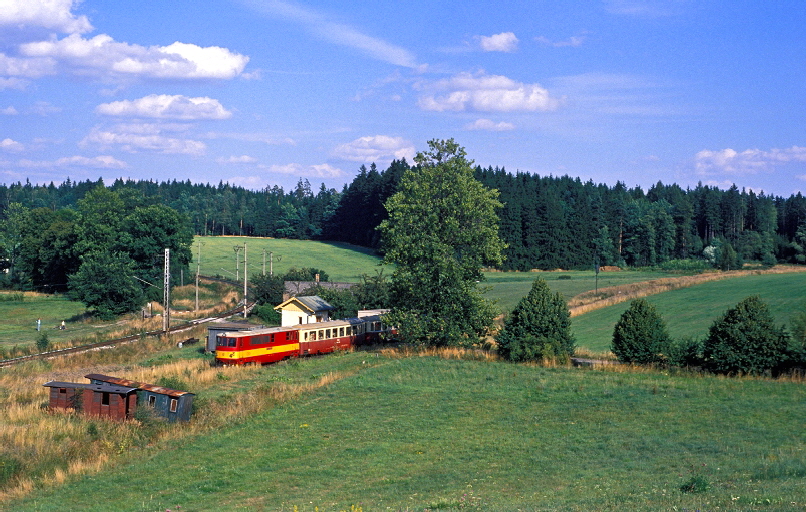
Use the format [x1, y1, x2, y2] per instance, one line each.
[163, 248, 170, 333]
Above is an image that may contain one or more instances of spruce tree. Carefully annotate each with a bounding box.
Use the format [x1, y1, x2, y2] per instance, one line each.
[611, 299, 671, 364]
[496, 278, 575, 362]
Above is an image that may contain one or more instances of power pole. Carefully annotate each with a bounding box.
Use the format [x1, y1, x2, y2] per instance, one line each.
[233, 245, 242, 281]
[163, 248, 170, 333]
[262, 248, 266, 276]
[243, 242, 248, 318]
[195, 240, 204, 312]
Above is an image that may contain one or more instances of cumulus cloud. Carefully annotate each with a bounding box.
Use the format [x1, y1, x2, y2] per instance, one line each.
[1, 138, 25, 152]
[81, 124, 206, 155]
[96, 95, 232, 120]
[694, 146, 806, 175]
[465, 118, 515, 131]
[17, 155, 127, 169]
[417, 72, 562, 113]
[264, 162, 345, 178]
[478, 32, 519, 52]
[2, 106, 19, 115]
[332, 135, 415, 163]
[17, 34, 249, 80]
[217, 155, 258, 164]
[0, 77, 29, 90]
[0, 0, 93, 34]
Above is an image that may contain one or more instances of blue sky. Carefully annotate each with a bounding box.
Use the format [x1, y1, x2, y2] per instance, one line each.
[1, 0, 805, 197]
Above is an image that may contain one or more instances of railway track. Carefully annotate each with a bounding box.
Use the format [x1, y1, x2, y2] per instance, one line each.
[0, 303, 253, 370]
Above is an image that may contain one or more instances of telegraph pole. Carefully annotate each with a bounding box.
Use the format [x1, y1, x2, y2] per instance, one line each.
[163, 248, 170, 333]
[195, 240, 204, 312]
[243, 242, 248, 318]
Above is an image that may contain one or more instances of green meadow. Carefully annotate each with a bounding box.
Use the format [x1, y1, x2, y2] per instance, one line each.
[572, 272, 806, 353]
[193, 236, 385, 283]
[9, 352, 806, 511]
[0, 294, 90, 349]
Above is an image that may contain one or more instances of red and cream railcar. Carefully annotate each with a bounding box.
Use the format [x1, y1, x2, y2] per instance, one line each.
[295, 318, 365, 355]
[215, 326, 299, 365]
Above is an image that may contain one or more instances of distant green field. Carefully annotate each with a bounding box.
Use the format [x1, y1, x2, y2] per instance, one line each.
[573, 272, 806, 352]
[0, 294, 89, 347]
[10, 353, 806, 511]
[483, 269, 685, 314]
[193, 236, 384, 283]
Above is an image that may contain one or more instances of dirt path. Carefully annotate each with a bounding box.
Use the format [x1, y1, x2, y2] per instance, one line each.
[567, 265, 806, 317]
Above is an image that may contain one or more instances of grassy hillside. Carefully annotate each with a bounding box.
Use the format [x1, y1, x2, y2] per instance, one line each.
[8, 351, 805, 511]
[193, 236, 384, 283]
[572, 272, 806, 352]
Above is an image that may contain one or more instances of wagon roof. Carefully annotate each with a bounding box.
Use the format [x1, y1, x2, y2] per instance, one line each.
[221, 326, 292, 338]
[85, 374, 193, 398]
[44, 381, 137, 394]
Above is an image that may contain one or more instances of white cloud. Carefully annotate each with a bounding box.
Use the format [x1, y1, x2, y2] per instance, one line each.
[30, 101, 61, 116]
[0, 77, 29, 90]
[417, 72, 562, 113]
[17, 155, 127, 169]
[0, 0, 93, 34]
[0, 138, 25, 152]
[694, 146, 806, 175]
[96, 95, 232, 120]
[535, 35, 585, 48]
[243, 0, 417, 68]
[465, 119, 515, 131]
[604, 0, 689, 17]
[332, 135, 415, 163]
[478, 32, 519, 52]
[81, 124, 206, 155]
[264, 162, 345, 178]
[217, 155, 258, 164]
[17, 34, 249, 80]
[2, 106, 19, 115]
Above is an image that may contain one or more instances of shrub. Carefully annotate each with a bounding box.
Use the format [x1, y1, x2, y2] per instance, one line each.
[36, 332, 50, 352]
[611, 299, 671, 365]
[702, 296, 789, 375]
[667, 336, 703, 368]
[496, 278, 575, 363]
[252, 303, 281, 325]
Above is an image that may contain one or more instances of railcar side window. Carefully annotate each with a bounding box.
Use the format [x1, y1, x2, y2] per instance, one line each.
[318, 330, 324, 340]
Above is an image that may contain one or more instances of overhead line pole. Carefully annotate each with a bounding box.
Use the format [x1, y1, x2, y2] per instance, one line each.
[163, 248, 170, 333]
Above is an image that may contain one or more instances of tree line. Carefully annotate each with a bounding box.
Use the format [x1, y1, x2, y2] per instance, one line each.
[2, 165, 805, 271]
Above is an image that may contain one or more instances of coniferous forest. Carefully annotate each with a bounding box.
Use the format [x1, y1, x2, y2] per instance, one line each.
[1, 159, 806, 293]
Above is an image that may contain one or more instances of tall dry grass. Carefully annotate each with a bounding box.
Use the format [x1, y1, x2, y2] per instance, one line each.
[567, 265, 806, 317]
[0, 336, 354, 505]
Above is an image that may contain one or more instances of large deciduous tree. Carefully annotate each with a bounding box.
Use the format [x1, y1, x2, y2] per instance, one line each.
[68, 252, 146, 319]
[496, 277, 575, 362]
[702, 295, 788, 375]
[379, 139, 505, 347]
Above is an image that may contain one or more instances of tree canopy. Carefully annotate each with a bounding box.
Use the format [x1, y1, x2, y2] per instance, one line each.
[379, 139, 505, 347]
[611, 299, 672, 365]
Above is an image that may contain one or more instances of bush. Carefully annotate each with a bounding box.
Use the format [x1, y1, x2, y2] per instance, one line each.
[702, 295, 789, 375]
[611, 299, 671, 365]
[252, 304, 281, 325]
[667, 336, 703, 368]
[35, 332, 50, 352]
[496, 278, 575, 363]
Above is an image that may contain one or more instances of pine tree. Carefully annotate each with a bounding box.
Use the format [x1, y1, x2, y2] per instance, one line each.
[496, 278, 575, 362]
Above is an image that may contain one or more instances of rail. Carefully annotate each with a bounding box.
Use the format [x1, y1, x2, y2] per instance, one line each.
[0, 302, 253, 369]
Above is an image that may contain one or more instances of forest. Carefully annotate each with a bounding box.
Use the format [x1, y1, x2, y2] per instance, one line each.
[1, 160, 806, 294]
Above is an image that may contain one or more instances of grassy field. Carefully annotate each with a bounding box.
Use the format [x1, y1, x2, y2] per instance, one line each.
[193, 236, 385, 283]
[7, 351, 805, 511]
[572, 272, 806, 353]
[0, 293, 93, 349]
[482, 269, 687, 314]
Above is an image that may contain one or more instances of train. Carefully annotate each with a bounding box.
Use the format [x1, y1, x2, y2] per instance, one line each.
[215, 314, 394, 365]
